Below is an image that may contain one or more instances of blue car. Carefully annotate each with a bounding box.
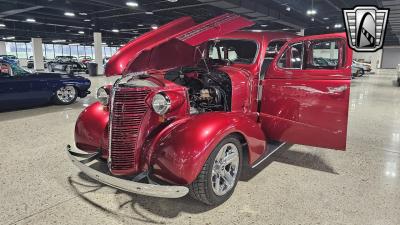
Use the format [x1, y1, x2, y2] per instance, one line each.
[0, 59, 91, 111]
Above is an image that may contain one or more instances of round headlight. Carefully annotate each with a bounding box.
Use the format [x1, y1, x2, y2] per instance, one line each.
[152, 93, 171, 115]
[97, 87, 109, 105]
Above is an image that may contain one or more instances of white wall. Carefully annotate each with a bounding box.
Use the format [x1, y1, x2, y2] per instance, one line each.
[381, 46, 400, 69]
[353, 49, 382, 70]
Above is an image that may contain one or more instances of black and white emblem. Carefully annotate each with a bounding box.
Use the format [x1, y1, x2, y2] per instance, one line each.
[343, 6, 389, 52]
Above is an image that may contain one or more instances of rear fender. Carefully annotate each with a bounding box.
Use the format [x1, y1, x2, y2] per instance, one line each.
[148, 112, 266, 185]
[75, 102, 109, 157]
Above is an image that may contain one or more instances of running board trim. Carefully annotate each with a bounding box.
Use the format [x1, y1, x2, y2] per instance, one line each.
[251, 142, 293, 168]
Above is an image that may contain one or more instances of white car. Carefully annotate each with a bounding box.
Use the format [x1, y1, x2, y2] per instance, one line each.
[352, 60, 372, 73]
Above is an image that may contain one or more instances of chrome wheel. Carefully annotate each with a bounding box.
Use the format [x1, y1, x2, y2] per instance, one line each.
[211, 143, 240, 196]
[56, 86, 76, 103]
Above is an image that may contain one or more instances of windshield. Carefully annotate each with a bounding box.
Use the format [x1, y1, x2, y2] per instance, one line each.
[208, 39, 258, 64]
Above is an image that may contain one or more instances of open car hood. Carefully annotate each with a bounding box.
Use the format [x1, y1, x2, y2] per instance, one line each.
[105, 14, 254, 76]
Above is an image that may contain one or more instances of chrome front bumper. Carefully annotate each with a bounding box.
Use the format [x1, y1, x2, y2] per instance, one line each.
[66, 145, 189, 198]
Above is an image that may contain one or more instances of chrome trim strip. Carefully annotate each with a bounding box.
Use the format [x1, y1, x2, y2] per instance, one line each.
[251, 142, 293, 168]
[67, 145, 189, 198]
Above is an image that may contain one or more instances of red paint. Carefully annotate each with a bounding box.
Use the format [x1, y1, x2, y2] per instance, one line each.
[74, 14, 351, 185]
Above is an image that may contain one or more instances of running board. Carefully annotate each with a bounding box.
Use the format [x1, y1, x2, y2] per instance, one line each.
[251, 142, 293, 168]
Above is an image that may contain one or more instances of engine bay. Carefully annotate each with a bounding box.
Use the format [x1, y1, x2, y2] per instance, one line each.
[165, 66, 232, 114]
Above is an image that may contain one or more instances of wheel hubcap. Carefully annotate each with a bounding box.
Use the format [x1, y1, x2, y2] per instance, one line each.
[211, 143, 239, 196]
[56, 86, 76, 103]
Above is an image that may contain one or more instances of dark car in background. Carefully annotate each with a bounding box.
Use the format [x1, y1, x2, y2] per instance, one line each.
[0, 55, 19, 65]
[0, 58, 91, 111]
[47, 56, 88, 75]
[27, 56, 48, 69]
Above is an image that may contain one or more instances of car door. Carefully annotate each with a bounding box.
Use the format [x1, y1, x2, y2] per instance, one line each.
[259, 33, 352, 150]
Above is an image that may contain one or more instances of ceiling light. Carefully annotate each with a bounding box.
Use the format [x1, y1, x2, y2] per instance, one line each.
[334, 24, 342, 28]
[68, 43, 80, 46]
[286, 6, 291, 11]
[0, 23, 5, 27]
[78, 31, 85, 34]
[311, 17, 315, 22]
[306, 9, 317, 15]
[126, 1, 139, 7]
[260, 24, 268, 27]
[167, 0, 178, 2]
[52, 39, 66, 43]
[65, 29, 71, 32]
[151, 24, 158, 30]
[323, 17, 329, 20]
[91, 24, 95, 27]
[145, 11, 154, 15]
[137, 24, 144, 27]
[84, 19, 91, 22]
[79, 12, 87, 16]
[26, 18, 36, 23]
[326, 26, 330, 29]
[282, 28, 289, 31]
[64, 12, 75, 17]
[112, 29, 119, 33]
[3, 36, 15, 40]
[102, 42, 107, 45]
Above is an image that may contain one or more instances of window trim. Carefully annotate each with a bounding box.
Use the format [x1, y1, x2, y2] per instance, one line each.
[208, 38, 260, 65]
[277, 41, 304, 70]
[304, 38, 346, 70]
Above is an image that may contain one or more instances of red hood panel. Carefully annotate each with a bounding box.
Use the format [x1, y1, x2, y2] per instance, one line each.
[105, 14, 254, 76]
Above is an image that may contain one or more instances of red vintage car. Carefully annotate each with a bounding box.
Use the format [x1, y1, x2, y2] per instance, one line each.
[67, 14, 352, 205]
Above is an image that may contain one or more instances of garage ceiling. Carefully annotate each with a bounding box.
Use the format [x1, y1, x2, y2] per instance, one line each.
[0, 0, 398, 46]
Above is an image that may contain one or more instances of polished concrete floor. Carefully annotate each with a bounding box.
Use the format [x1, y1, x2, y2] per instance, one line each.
[0, 70, 399, 225]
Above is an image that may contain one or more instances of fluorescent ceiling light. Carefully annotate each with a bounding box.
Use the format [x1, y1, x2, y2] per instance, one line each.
[84, 19, 91, 22]
[306, 9, 317, 15]
[260, 24, 268, 27]
[334, 24, 342, 28]
[26, 18, 36, 23]
[52, 39, 66, 43]
[311, 17, 315, 22]
[64, 12, 75, 17]
[78, 31, 85, 34]
[137, 24, 144, 27]
[151, 24, 158, 30]
[79, 12, 87, 16]
[323, 17, 329, 20]
[2, 36, 15, 40]
[112, 29, 119, 33]
[0, 23, 5, 27]
[167, 0, 178, 2]
[282, 28, 289, 30]
[286, 6, 291, 11]
[126, 1, 139, 7]
[145, 11, 154, 15]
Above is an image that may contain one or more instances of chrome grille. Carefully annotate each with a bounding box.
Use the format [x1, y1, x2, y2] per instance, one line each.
[109, 88, 150, 173]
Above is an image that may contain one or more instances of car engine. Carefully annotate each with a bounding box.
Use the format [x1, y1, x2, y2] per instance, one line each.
[165, 67, 232, 114]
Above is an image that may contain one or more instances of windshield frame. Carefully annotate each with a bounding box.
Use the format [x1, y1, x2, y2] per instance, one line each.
[207, 38, 260, 65]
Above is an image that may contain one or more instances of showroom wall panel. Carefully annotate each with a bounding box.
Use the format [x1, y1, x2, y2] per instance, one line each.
[381, 47, 400, 69]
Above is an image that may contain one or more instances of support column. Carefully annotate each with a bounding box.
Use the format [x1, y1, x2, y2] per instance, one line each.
[93, 32, 104, 75]
[31, 38, 44, 71]
[0, 41, 6, 55]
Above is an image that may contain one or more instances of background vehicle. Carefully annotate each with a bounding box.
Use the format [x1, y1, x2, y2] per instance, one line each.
[78, 56, 92, 64]
[0, 55, 19, 65]
[0, 58, 90, 111]
[27, 56, 48, 69]
[48, 56, 88, 75]
[352, 60, 371, 74]
[68, 14, 352, 206]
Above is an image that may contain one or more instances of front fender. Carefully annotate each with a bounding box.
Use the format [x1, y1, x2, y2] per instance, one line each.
[75, 102, 109, 157]
[149, 112, 266, 185]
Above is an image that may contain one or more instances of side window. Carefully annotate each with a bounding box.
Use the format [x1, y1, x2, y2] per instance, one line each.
[261, 40, 287, 78]
[277, 42, 303, 69]
[305, 39, 344, 69]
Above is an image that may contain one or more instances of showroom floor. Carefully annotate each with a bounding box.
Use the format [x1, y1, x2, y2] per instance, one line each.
[1, 70, 399, 225]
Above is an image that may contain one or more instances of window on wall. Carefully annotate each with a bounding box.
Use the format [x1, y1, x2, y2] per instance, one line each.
[78, 45, 86, 57]
[16, 42, 28, 59]
[85, 46, 93, 59]
[5, 42, 17, 56]
[277, 42, 303, 69]
[104, 47, 112, 58]
[62, 45, 70, 57]
[70, 45, 78, 58]
[304, 39, 343, 69]
[26, 43, 33, 59]
[54, 44, 63, 58]
[45, 44, 55, 59]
